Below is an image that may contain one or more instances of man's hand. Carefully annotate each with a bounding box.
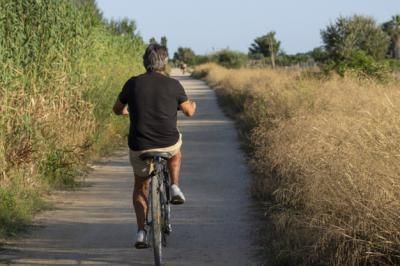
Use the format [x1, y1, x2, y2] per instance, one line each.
[113, 99, 127, 116]
[122, 106, 129, 116]
[179, 100, 196, 117]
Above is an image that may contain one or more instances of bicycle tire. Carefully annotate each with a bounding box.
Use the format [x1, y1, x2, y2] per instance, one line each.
[151, 173, 162, 266]
[161, 169, 170, 247]
[161, 185, 169, 247]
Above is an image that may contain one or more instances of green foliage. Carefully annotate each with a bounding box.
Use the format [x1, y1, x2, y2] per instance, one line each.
[146, 36, 169, 53]
[0, 188, 24, 237]
[382, 15, 400, 59]
[382, 15, 400, 33]
[72, 0, 103, 26]
[39, 149, 78, 188]
[160, 36, 168, 50]
[212, 49, 248, 69]
[321, 15, 390, 61]
[107, 18, 141, 40]
[0, 0, 145, 236]
[276, 52, 314, 66]
[321, 15, 391, 79]
[387, 58, 400, 70]
[149, 37, 158, 45]
[173, 47, 196, 65]
[193, 55, 210, 65]
[275, 48, 329, 66]
[0, 0, 90, 83]
[309, 47, 330, 63]
[0, 183, 44, 237]
[326, 50, 391, 80]
[249, 31, 281, 58]
[248, 52, 319, 68]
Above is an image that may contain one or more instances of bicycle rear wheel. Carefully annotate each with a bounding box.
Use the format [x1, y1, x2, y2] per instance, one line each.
[151, 174, 162, 266]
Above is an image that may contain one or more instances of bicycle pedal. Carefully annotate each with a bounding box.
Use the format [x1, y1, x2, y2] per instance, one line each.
[135, 242, 150, 249]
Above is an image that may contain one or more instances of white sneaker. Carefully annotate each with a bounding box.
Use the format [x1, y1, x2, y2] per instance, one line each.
[170, 184, 185, 205]
[135, 230, 148, 249]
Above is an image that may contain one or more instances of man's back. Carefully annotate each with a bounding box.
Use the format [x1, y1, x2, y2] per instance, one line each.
[119, 71, 188, 151]
[112, 44, 196, 250]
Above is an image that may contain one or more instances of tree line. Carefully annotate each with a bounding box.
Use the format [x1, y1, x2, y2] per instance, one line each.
[173, 14, 400, 77]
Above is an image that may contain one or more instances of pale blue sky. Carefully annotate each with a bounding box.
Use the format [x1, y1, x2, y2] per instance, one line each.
[96, 0, 399, 55]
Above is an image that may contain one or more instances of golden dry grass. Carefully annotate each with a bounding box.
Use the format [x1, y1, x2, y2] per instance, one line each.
[194, 63, 400, 265]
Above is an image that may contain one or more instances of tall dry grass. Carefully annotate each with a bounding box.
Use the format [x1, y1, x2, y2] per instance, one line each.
[0, 1, 144, 236]
[194, 63, 400, 265]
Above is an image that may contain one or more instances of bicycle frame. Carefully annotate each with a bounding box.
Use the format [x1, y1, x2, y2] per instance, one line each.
[145, 156, 171, 266]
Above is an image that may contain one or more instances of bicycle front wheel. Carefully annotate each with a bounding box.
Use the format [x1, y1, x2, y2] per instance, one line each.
[151, 175, 162, 266]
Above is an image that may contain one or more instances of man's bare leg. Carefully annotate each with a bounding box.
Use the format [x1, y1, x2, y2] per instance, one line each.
[134, 151, 183, 229]
[168, 151, 182, 185]
[168, 151, 185, 204]
[133, 174, 150, 230]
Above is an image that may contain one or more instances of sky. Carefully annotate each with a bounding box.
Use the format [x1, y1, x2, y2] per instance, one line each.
[96, 0, 399, 55]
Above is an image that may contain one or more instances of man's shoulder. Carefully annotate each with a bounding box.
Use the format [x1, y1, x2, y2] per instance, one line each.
[161, 75, 181, 87]
[124, 75, 138, 85]
[152, 72, 181, 86]
[134, 72, 181, 88]
[165, 76, 181, 86]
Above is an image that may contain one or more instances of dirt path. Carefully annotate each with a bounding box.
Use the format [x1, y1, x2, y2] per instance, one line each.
[0, 69, 261, 266]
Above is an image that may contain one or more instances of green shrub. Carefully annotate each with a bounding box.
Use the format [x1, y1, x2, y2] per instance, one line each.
[212, 49, 248, 69]
[193, 55, 210, 65]
[39, 149, 78, 188]
[387, 59, 400, 71]
[0, 185, 43, 237]
[326, 50, 391, 80]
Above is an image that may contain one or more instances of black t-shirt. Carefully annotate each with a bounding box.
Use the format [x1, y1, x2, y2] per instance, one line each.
[118, 71, 188, 151]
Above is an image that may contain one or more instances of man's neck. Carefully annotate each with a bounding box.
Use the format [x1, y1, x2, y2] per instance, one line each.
[147, 70, 165, 75]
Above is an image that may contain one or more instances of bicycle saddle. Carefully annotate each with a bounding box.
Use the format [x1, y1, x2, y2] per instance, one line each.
[139, 152, 172, 161]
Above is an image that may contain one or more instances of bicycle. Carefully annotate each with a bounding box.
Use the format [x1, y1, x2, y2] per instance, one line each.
[139, 152, 172, 266]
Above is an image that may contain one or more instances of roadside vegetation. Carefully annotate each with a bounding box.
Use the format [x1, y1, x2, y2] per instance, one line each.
[187, 15, 400, 74]
[0, 0, 144, 237]
[194, 62, 400, 265]
[193, 14, 400, 266]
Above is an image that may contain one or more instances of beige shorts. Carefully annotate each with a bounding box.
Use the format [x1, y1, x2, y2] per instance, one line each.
[129, 134, 182, 177]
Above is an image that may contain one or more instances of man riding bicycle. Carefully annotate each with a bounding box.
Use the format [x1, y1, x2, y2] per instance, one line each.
[112, 44, 196, 248]
[179, 62, 187, 74]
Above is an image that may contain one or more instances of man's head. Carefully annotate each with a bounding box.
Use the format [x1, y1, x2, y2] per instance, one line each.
[143, 44, 168, 72]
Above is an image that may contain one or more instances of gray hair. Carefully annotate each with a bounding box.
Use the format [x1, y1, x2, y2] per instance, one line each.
[143, 44, 168, 72]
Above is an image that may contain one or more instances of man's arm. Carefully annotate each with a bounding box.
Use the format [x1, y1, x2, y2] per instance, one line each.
[112, 99, 129, 116]
[179, 100, 196, 117]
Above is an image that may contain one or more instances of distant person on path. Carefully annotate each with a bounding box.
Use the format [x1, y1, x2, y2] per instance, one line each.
[179, 62, 187, 74]
[113, 44, 196, 248]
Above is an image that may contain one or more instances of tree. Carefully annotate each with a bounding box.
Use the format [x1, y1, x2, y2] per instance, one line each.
[149, 37, 158, 45]
[108, 18, 138, 39]
[249, 31, 281, 68]
[160, 36, 168, 49]
[309, 47, 329, 63]
[321, 15, 390, 61]
[382, 15, 400, 59]
[173, 47, 196, 65]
